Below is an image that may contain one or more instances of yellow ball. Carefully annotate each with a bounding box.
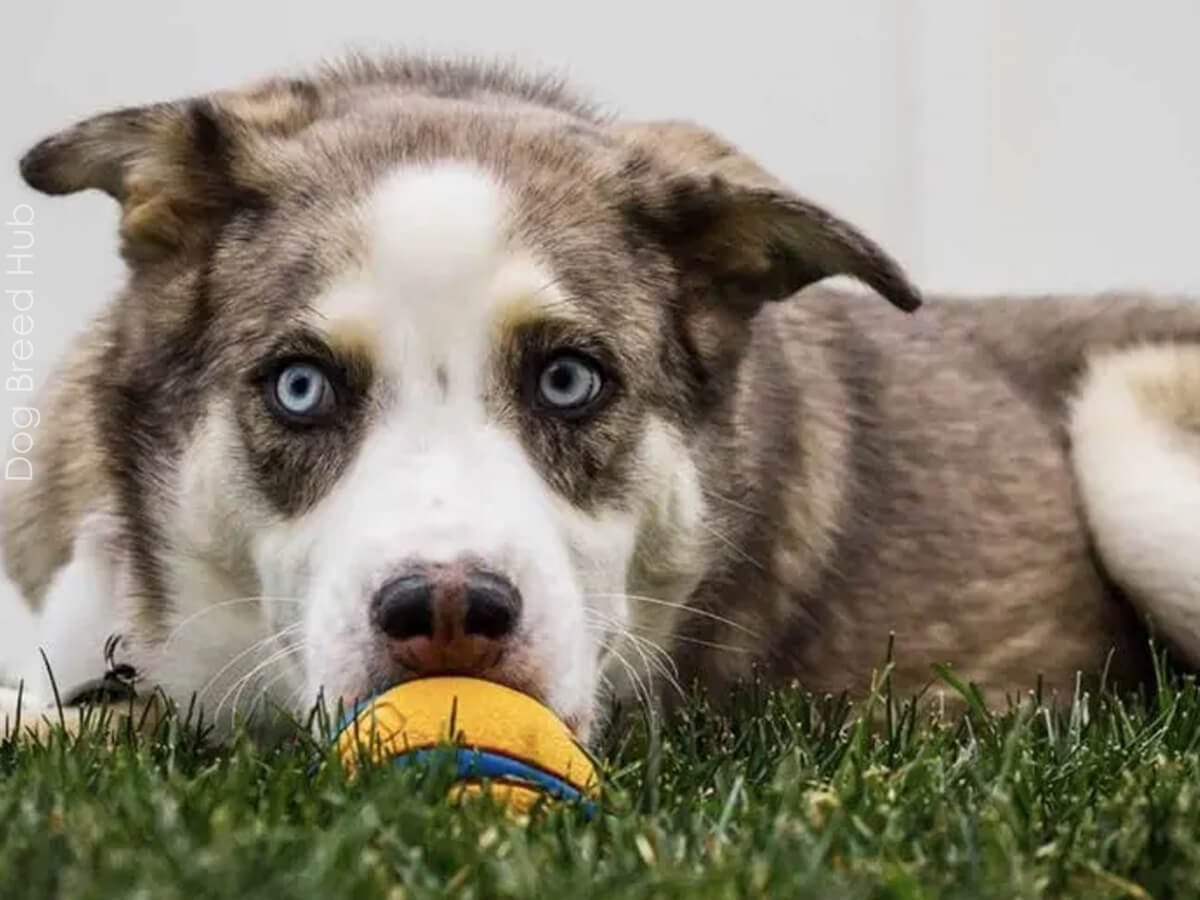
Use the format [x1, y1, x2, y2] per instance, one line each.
[333, 677, 598, 814]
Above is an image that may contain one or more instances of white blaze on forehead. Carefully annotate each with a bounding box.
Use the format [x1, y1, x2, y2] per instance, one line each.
[366, 163, 505, 346]
[315, 162, 563, 407]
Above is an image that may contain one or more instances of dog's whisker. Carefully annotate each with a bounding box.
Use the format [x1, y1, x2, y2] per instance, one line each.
[609, 628, 663, 691]
[619, 617, 753, 656]
[196, 622, 306, 711]
[592, 609, 688, 706]
[597, 640, 654, 713]
[620, 627, 685, 694]
[700, 486, 762, 517]
[697, 520, 766, 572]
[585, 611, 628, 677]
[583, 608, 624, 630]
[214, 640, 303, 725]
[161, 595, 304, 651]
[219, 641, 307, 726]
[619, 634, 684, 701]
[586, 607, 667, 658]
[258, 652, 308, 708]
[586, 592, 760, 638]
[586, 599, 750, 696]
[643, 630, 754, 655]
[625, 628, 680, 675]
[585, 609, 755, 657]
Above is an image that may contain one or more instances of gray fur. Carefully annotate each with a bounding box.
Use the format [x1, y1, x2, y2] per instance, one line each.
[5, 53, 1197, 717]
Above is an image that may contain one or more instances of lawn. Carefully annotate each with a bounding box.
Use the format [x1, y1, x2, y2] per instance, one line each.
[3, 658, 1200, 899]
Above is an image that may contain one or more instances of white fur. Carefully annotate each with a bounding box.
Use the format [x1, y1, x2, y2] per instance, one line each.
[84, 408, 301, 736]
[4, 162, 709, 740]
[3, 513, 128, 717]
[599, 418, 708, 704]
[1069, 345, 1200, 665]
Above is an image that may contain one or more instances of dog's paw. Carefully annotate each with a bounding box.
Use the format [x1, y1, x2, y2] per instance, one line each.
[1, 684, 166, 743]
[0, 685, 69, 740]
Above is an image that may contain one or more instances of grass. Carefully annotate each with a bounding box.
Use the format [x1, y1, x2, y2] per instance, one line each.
[4, 653, 1200, 899]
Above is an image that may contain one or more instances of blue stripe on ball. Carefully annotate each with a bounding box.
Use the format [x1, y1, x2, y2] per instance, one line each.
[395, 748, 596, 816]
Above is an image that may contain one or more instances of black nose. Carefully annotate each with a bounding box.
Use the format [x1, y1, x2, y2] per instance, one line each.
[375, 573, 435, 640]
[461, 569, 520, 638]
[373, 566, 521, 643]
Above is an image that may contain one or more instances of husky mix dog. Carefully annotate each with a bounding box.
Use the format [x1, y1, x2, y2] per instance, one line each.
[3, 54, 1200, 742]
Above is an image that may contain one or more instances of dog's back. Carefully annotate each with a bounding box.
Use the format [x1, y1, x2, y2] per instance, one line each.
[668, 290, 1200, 704]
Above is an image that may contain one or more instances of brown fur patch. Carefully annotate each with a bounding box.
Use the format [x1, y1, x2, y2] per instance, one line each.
[7, 53, 1200, 714]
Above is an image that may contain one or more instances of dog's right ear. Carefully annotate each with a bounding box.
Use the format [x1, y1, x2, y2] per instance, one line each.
[611, 120, 921, 315]
[19, 80, 319, 263]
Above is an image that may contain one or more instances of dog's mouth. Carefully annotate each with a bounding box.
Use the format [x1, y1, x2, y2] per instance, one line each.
[356, 665, 588, 738]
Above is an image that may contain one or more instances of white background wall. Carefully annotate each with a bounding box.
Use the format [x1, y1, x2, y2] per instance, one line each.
[2, 0, 1199, 652]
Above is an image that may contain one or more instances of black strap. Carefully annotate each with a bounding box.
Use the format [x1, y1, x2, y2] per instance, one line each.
[62, 632, 139, 707]
[62, 671, 138, 706]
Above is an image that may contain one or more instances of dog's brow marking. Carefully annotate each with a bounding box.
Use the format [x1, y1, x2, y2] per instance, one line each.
[325, 319, 378, 356]
[312, 277, 376, 334]
[487, 258, 573, 337]
[490, 295, 545, 339]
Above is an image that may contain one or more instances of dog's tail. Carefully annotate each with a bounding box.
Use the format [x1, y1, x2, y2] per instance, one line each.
[1069, 343, 1200, 667]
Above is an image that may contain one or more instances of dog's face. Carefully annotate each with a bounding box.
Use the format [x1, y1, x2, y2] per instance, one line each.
[20, 59, 917, 738]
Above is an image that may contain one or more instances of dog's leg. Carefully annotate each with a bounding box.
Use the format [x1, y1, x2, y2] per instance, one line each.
[1, 512, 137, 738]
[1069, 344, 1200, 666]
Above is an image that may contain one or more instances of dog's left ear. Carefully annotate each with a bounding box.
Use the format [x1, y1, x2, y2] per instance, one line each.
[613, 120, 921, 313]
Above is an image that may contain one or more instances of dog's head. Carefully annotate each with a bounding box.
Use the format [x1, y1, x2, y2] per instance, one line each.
[21, 56, 918, 738]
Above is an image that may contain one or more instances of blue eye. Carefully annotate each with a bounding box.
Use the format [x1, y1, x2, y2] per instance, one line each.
[270, 360, 336, 423]
[536, 353, 606, 416]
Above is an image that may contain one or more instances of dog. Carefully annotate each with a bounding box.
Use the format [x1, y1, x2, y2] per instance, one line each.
[4, 53, 1200, 744]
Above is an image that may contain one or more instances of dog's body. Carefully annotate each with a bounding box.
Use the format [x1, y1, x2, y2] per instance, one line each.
[4, 55, 1200, 741]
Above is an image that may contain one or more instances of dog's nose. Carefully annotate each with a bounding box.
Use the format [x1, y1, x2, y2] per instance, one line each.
[373, 564, 521, 675]
[375, 573, 436, 640]
[460, 569, 521, 638]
